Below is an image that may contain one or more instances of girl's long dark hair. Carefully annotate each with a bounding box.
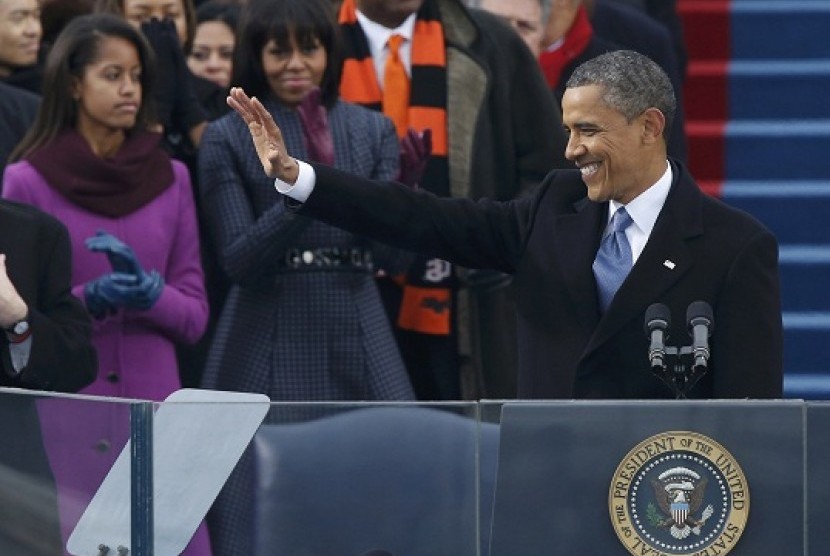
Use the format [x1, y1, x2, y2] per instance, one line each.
[233, 0, 341, 108]
[10, 13, 157, 162]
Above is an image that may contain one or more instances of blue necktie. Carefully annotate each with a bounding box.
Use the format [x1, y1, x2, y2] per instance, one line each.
[593, 207, 634, 312]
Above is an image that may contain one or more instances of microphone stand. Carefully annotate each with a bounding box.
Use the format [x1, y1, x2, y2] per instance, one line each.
[646, 301, 713, 399]
[650, 346, 706, 399]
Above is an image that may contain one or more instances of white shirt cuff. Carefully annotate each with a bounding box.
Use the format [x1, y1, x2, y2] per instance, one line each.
[273, 160, 316, 203]
[9, 336, 32, 374]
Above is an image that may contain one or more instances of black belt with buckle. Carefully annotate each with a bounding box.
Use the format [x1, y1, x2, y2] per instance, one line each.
[279, 247, 374, 271]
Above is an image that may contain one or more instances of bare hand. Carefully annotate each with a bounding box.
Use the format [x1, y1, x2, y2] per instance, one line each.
[0, 254, 28, 328]
[227, 87, 300, 184]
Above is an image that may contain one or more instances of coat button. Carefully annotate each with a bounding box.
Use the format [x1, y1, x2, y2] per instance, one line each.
[106, 372, 119, 383]
[95, 439, 110, 452]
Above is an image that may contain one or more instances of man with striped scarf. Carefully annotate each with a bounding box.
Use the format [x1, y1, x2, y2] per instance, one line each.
[337, 0, 568, 400]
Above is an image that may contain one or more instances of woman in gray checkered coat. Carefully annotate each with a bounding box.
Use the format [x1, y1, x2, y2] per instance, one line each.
[198, 0, 415, 402]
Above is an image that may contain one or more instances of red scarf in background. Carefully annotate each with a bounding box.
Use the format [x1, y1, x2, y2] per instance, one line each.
[538, 5, 594, 90]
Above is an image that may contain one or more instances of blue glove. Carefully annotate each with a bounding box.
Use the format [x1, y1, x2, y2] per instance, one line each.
[84, 276, 117, 319]
[85, 231, 144, 276]
[110, 270, 165, 310]
[84, 272, 164, 318]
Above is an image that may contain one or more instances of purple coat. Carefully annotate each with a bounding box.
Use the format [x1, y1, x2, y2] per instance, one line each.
[2, 159, 211, 555]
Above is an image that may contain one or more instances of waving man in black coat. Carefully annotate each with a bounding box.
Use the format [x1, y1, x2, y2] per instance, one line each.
[225, 49, 783, 400]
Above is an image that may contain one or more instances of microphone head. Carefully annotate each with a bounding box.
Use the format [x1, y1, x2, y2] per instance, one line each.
[644, 303, 671, 335]
[686, 300, 714, 334]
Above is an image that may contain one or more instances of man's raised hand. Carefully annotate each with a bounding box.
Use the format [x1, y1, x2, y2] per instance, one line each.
[227, 87, 300, 184]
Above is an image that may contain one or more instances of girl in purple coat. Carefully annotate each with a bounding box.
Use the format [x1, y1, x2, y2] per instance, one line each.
[2, 14, 211, 555]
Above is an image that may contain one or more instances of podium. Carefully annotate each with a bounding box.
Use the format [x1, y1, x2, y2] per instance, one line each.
[486, 400, 825, 556]
[1, 388, 828, 555]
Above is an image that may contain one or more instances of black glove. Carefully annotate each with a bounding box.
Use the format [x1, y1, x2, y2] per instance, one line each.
[140, 17, 180, 130]
[140, 18, 206, 139]
[296, 87, 335, 165]
[397, 128, 432, 188]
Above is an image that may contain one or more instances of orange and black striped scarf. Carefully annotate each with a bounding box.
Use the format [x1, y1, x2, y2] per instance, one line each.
[339, 0, 454, 336]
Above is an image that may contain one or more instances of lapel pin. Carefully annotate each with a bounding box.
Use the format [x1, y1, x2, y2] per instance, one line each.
[663, 260, 676, 270]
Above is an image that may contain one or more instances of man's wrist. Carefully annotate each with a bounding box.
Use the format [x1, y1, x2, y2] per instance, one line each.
[5, 307, 30, 344]
[0, 301, 28, 329]
[274, 159, 316, 202]
[282, 158, 300, 184]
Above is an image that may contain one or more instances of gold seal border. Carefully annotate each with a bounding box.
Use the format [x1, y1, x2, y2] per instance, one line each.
[608, 430, 750, 556]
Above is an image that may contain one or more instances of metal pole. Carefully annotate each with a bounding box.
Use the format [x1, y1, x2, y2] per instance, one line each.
[130, 402, 154, 555]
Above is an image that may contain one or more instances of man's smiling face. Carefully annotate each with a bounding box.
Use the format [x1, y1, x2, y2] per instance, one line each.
[562, 84, 652, 205]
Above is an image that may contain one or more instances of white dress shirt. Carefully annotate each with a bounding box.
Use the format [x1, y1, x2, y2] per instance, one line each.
[355, 10, 417, 84]
[9, 335, 31, 373]
[606, 161, 673, 265]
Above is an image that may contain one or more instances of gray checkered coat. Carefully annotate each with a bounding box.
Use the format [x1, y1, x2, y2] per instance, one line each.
[198, 98, 415, 401]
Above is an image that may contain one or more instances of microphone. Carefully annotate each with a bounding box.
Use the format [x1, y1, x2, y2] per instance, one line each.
[686, 301, 714, 372]
[644, 303, 671, 371]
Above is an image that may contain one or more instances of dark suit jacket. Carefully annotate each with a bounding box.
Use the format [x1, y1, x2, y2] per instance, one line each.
[296, 160, 783, 400]
[0, 82, 39, 178]
[0, 200, 96, 390]
[0, 200, 96, 555]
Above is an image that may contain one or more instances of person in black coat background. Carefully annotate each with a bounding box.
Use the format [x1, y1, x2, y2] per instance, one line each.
[337, 0, 568, 401]
[226, 49, 783, 400]
[0, 200, 97, 555]
[2, 74, 96, 554]
[0, 81, 39, 178]
[0, 0, 44, 93]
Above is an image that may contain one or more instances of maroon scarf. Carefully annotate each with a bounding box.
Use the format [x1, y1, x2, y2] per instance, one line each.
[27, 129, 174, 217]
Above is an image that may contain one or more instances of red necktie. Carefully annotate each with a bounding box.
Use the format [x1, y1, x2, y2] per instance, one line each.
[382, 34, 410, 137]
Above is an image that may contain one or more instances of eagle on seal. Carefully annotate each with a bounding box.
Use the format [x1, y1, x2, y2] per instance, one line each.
[651, 466, 714, 539]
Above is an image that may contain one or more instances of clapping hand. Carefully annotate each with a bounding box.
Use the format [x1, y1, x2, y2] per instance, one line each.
[398, 128, 432, 188]
[85, 231, 143, 276]
[0, 254, 28, 328]
[227, 87, 300, 183]
[83, 232, 164, 317]
[84, 271, 164, 318]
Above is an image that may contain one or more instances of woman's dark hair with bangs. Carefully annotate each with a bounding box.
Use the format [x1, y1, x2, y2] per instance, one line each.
[232, 0, 341, 108]
[10, 13, 157, 162]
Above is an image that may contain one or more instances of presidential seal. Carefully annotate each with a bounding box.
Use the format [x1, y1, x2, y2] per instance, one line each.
[608, 431, 749, 556]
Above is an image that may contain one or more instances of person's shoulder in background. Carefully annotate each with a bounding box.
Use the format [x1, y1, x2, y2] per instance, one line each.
[0, 196, 71, 253]
[0, 82, 40, 179]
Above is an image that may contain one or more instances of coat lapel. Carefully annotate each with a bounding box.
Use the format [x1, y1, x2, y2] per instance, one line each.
[581, 165, 704, 362]
[553, 197, 605, 330]
[442, 0, 487, 200]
